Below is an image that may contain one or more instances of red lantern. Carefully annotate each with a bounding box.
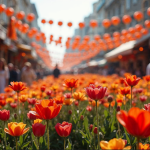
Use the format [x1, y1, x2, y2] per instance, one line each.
[21, 24, 29, 34]
[121, 29, 128, 36]
[141, 28, 149, 35]
[16, 11, 25, 20]
[31, 27, 38, 35]
[102, 19, 111, 28]
[94, 35, 101, 41]
[28, 30, 34, 38]
[84, 35, 90, 42]
[0, 4, 6, 14]
[111, 16, 120, 26]
[135, 24, 143, 32]
[5, 7, 14, 17]
[58, 21, 63, 26]
[134, 32, 142, 39]
[74, 36, 81, 41]
[49, 20, 53, 25]
[113, 32, 120, 39]
[15, 20, 22, 29]
[145, 20, 150, 29]
[103, 33, 111, 40]
[147, 7, 150, 16]
[89, 20, 98, 28]
[41, 19, 46, 24]
[67, 22, 72, 27]
[26, 13, 35, 22]
[134, 11, 143, 21]
[120, 36, 126, 43]
[79, 22, 85, 29]
[128, 27, 136, 34]
[126, 34, 134, 41]
[122, 15, 132, 24]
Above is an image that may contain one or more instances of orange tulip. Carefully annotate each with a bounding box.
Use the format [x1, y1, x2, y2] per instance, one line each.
[120, 87, 131, 95]
[4, 122, 29, 136]
[73, 92, 86, 101]
[139, 143, 150, 150]
[19, 95, 28, 103]
[143, 75, 150, 83]
[34, 100, 62, 120]
[117, 107, 150, 138]
[63, 78, 78, 89]
[124, 75, 140, 87]
[9, 82, 27, 92]
[54, 97, 64, 104]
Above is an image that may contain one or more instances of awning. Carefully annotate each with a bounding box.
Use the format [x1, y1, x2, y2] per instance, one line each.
[17, 44, 32, 52]
[105, 41, 136, 60]
[88, 60, 98, 66]
[97, 59, 107, 66]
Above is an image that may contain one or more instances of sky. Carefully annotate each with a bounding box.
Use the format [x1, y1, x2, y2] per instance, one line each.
[31, 0, 98, 66]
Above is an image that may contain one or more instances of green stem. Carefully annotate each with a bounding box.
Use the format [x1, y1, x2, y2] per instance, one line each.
[4, 121, 6, 150]
[17, 92, 20, 121]
[130, 86, 133, 108]
[71, 88, 73, 97]
[37, 137, 40, 150]
[137, 138, 140, 149]
[47, 120, 50, 150]
[96, 101, 100, 150]
[64, 137, 66, 150]
[124, 95, 126, 111]
[117, 121, 121, 137]
[16, 137, 17, 150]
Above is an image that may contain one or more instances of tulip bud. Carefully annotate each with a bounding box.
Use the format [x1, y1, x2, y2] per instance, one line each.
[107, 95, 113, 103]
[80, 115, 84, 121]
[68, 110, 72, 115]
[116, 106, 120, 112]
[41, 86, 46, 92]
[14, 113, 17, 120]
[0, 110, 10, 121]
[46, 90, 52, 96]
[32, 123, 46, 137]
[89, 124, 93, 131]
[74, 101, 79, 106]
[93, 127, 97, 134]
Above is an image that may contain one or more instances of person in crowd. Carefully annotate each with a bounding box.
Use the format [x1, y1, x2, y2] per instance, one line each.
[8, 63, 17, 83]
[53, 64, 61, 78]
[14, 66, 21, 81]
[146, 60, 150, 75]
[0, 58, 9, 93]
[21, 62, 37, 86]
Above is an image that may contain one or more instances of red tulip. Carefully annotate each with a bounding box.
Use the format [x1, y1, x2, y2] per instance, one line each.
[10, 103, 17, 109]
[32, 123, 46, 137]
[86, 106, 92, 112]
[140, 95, 147, 102]
[9, 82, 27, 92]
[41, 86, 46, 92]
[93, 127, 97, 134]
[124, 75, 140, 87]
[55, 122, 72, 137]
[144, 103, 150, 112]
[0, 110, 10, 121]
[27, 98, 37, 105]
[27, 111, 37, 120]
[89, 124, 93, 131]
[64, 93, 72, 99]
[85, 84, 107, 100]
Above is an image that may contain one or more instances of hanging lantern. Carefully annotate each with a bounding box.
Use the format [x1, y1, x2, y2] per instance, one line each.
[103, 33, 111, 40]
[128, 27, 136, 34]
[67, 22, 72, 27]
[141, 28, 149, 35]
[111, 16, 120, 26]
[84, 35, 90, 42]
[134, 11, 143, 22]
[134, 32, 142, 39]
[26, 13, 35, 22]
[16, 11, 25, 20]
[58, 21, 63, 26]
[145, 20, 150, 29]
[94, 35, 101, 41]
[74, 36, 81, 41]
[102, 19, 111, 28]
[21, 24, 29, 34]
[36, 33, 41, 41]
[78, 22, 85, 29]
[41, 19, 46, 24]
[126, 34, 134, 41]
[89, 20, 98, 28]
[122, 15, 132, 24]
[28, 30, 34, 38]
[48, 20, 53, 25]
[147, 7, 150, 16]
[5, 7, 14, 17]
[121, 29, 128, 36]
[15, 20, 22, 29]
[0, 4, 6, 14]
[113, 32, 120, 39]
[31, 27, 38, 35]
[135, 24, 143, 32]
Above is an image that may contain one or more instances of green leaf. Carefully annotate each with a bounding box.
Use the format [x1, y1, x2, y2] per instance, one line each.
[32, 141, 38, 150]
[21, 141, 31, 149]
[66, 139, 72, 150]
[124, 128, 131, 144]
[78, 108, 85, 120]
[19, 135, 23, 146]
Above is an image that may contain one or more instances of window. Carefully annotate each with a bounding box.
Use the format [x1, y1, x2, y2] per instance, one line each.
[126, 0, 130, 10]
[132, 0, 137, 4]
[144, 0, 149, 20]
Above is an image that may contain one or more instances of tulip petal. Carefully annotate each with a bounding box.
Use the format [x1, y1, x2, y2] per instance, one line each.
[117, 110, 128, 127]
[14, 126, 22, 136]
[123, 146, 131, 149]
[23, 127, 30, 135]
[100, 141, 108, 150]
[4, 128, 14, 136]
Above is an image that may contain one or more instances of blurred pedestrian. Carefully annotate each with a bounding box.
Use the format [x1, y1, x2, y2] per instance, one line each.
[21, 62, 37, 86]
[0, 58, 9, 93]
[8, 63, 17, 83]
[146, 60, 150, 75]
[14, 66, 21, 81]
[53, 64, 61, 78]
